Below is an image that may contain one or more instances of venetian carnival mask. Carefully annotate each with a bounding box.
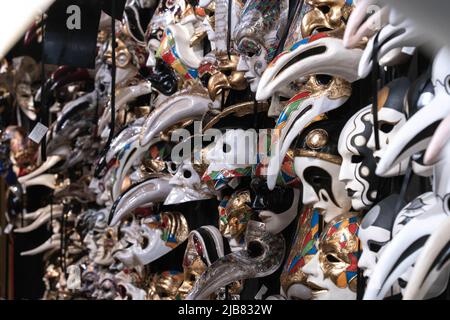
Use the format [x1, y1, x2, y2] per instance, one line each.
[114, 212, 189, 267]
[219, 190, 253, 241]
[147, 271, 184, 300]
[366, 77, 410, 177]
[177, 226, 229, 299]
[233, 0, 289, 92]
[250, 177, 301, 234]
[358, 194, 404, 290]
[302, 212, 361, 300]
[338, 106, 384, 211]
[267, 75, 352, 190]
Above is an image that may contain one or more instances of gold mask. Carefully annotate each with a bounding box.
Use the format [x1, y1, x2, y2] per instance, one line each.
[219, 190, 253, 240]
[301, 0, 354, 38]
[314, 212, 361, 292]
[177, 232, 208, 299]
[147, 271, 184, 300]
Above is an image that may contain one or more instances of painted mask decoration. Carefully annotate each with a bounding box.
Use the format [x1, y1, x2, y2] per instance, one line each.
[219, 190, 253, 245]
[177, 226, 229, 299]
[12, 56, 40, 121]
[280, 207, 323, 300]
[147, 271, 184, 300]
[338, 106, 385, 211]
[145, 0, 187, 67]
[366, 77, 410, 177]
[358, 194, 404, 284]
[94, 274, 119, 300]
[186, 220, 285, 300]
[302, 212, 361, 300]
[250, 176, 301, 234]
[294, 119, 353, 223]
[267, 75, 352, 190]
[233, 0, 289, 92]
[4, 126, 38, 175]
[113, 212, 189, 267]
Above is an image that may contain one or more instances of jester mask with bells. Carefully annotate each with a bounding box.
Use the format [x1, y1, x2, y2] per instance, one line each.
[233, 0, 289, 92]
[294, 118, 355, 224]
[301, 212, 361, 300]
[266, 75, 352, 190]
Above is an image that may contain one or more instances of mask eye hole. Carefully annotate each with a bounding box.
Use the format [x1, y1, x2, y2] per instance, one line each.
[379, 122, 395, 134]
[222, 143, 231, 153]
[322, 194, 329, 202]
[318, 5, 330, 14]
[351, 155, 364, 164]
[183, 170, 192, 179]
[315, 74, 333, 86]
[369, 242, 382, 253]
[326, 254, 340, 263]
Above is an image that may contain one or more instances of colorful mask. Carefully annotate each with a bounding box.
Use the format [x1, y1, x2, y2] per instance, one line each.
[302, 212, 361, 300]
[267, 75, 351, 190]
[219, 190, 253, 243]
[280, 207, 322, 299]
[177, 226, 228, 299]
[147, 271, 184, 300]
[233, 0, 289, 92]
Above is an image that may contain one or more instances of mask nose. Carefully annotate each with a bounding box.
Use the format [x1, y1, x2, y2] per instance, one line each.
[250, 177, 268, 211]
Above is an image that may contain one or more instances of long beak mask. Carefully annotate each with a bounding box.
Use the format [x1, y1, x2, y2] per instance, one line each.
[267, 78, 352, 190]
[109, 176, 172, 226]
[21, 234, 61, 256]
[343, 0, 389, 49]
[21, 204, 64, 221]
[403, 216, 450, 300]
[21, 173, 58, 189]
[98, 82, 152, 137]
[54, 91, 97, 134]
[255, 33, 362, 102]
[15, 206, 63, 233]
[364, 209, 448, 300]
[376, 48, 450, 177]
[186, 221, 285, 300]
[139, 88, 219, 147]
[424, 113, 450, 165]
[17, 151, 66, 183]
[358, 19, 424, 78]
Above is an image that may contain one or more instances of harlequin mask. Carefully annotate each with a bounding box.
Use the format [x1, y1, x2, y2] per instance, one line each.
[186, 220, 285, 300]
[366, 77, 410, 177]
[114, 212, 189, 267]
[267, 75, 352, 190]
[293, 119, 353, 223]
[377, 48, 450, 179]
[178, 226, 229, 299]
[302, 212, 361, 300]
[233, 0, 289, 92]
[338, 106, 386, 210]
[147, 271, 184, 300]
[250, 177, 301, 234]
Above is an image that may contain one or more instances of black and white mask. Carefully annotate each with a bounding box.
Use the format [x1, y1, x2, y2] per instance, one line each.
[338, 106, 382, 211]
